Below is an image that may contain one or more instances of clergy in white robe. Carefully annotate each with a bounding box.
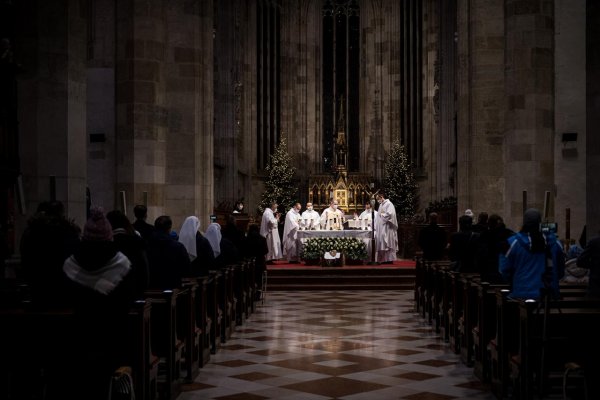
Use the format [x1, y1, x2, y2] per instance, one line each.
[260, 202, 282, 262]
[301, 202, 320, 230]
[320, 199, 344, 230]
[358, 203, 378, 230]
[374, 193, 398, 263]
[283, 203, 302, 262]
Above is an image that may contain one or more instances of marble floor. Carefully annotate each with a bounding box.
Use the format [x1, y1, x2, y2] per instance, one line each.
[177, 290, 495, 400]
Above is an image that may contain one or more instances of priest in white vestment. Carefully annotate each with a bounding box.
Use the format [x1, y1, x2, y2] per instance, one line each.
[358, 202, 378, 230]
[320, 199, 344, 230]
[301, 202, 320, 230]
[374, 193, 398, 263]
[283, 202, 302, 262]
[260, 201, 282, 263]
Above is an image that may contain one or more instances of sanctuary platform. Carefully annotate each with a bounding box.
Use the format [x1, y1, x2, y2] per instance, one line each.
[266, 259, 416, 291]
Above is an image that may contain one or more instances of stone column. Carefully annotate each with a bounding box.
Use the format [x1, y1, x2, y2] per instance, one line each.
[587, 1, 600, 237]
[164, 0, 214, 229]
[279, 0, 321, 201]
[456, 0, 506, 223]
[504, 0, 555, 228]
[554, 0, 586, 240]
[17, 0, 87, 225]
[115, 0, 167, 219]
[87, 0, 117, 212]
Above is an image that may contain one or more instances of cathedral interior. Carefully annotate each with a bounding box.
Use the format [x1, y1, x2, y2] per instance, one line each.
[1, 0, 599, 248]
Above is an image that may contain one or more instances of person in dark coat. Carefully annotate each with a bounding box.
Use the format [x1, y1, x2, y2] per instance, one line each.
[417, 212, 447, 261]
[245, 224, 268, 297]
[472, 212, 489, 233]
[205, 222, 241, 269]
[61, 207, 136, 400]
[476, 214, 513, 283]
[448, 215, 480, 273]
[576, 233, 600, 299]
[222, 215, 246, 255]
[147, 216, 191, 289]
[106, 209, 149, 297]
[132, 204, 155, 243]
[178, 216, 216, 276]
[20, 201, 80, 307]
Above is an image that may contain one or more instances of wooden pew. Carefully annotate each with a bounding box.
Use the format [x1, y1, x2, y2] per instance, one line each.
[489, 288, 519, 399]
[129, 299, 159, 400]
[414, 257, 425, 313]
[206, 271, 222, 354]
[145, 288, 190, 400]
[472, 281, 509, 382]
[458, 274, 480, 366]
[232, 263, 247, 326]
[245, 258, 257, 313]
[182, 276, 211, 367]
[0, 300, 157, 400]
[511, 297, 600, 399]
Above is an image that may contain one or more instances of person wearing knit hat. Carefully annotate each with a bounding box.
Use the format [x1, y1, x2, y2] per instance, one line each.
[62, 206, 136, 399]
[83, 206, 114, 241]
[499, 208, 565, 300]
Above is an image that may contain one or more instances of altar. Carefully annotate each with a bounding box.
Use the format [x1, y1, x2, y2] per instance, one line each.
[296, 229, 373, 261]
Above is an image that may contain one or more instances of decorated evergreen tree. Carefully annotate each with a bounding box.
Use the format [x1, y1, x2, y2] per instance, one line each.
[258, 135, 297, 214]
[383, 140, 419, 222]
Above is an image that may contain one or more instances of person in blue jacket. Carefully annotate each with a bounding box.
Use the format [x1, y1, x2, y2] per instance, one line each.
[499, 208, 565, 300]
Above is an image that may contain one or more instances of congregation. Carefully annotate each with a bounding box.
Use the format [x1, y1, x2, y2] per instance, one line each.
[5, 200, 268, 400]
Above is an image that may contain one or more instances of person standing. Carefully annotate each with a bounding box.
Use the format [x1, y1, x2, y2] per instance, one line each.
[283, 202, 302, 263]
[418, 212, 447, 261]
[374, 192, 398, 264]
[499, 208, 565, 300]
[260, 201, 282, 264]
[132, 204, 155, 243]
[301, 202, 320, 230]
[358, 202, 378, 230]
[320, 199, 344, 230]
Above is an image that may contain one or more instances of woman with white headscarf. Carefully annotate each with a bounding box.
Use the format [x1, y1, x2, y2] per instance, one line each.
[178, 216, 216, 275]
[205, 222, 241, 269]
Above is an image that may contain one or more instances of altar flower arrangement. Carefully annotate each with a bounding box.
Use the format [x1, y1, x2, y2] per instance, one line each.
[301, 237, 367, 262]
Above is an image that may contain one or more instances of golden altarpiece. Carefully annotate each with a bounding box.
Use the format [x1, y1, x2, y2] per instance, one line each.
[307, 106, 373, 214]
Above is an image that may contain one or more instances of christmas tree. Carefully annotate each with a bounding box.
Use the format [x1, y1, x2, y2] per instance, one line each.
[258, 135, 297, 214]
[383, 140, 419, 222]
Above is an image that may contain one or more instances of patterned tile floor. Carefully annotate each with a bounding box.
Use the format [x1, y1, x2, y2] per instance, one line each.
[177, 290, 495, 400]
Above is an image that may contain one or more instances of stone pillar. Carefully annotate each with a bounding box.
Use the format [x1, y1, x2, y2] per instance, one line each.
[554, 0, 586, 240]
[87, 0, 117, 212]
[504, 0, 555, 229]
[115, 0, 167, 220]
[17, 0, 87, 225]
[587, 1, 600, 238]
[280, 0, 321, 199]
[456, 0, 506, 223]
[213, 1, 237, 209]
[164, 0, 214, 229]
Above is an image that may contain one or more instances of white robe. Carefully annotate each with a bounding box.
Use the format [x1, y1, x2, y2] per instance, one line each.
[359, 209, 378, 230]
[320, 207, 344, 230]
[375, 199, 398, 262]
[260, 207, 282, 261]
[301, 209, 320, 230]
[282, 208, 301, 261]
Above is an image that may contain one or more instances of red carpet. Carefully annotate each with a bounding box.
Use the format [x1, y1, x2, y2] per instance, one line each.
[267, 259, 415, 270]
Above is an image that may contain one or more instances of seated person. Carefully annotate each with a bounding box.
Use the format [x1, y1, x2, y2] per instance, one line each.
[147, 216, 191, 289]
[178, 216, 216, 276]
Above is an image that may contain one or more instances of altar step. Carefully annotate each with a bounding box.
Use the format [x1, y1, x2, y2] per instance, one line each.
[266, 266, 415, 291]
